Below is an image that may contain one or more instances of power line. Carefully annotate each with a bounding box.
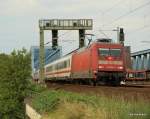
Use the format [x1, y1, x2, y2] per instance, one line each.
[58, 31, 71, 38]
[103, 0, 123, 14]
[98, 28, 110, 38]
[92, 0, 123, 36]
[44, 31, 72, 45]
[93, 0, 123, 18]
[105, 1, 150, 26]
[127, 24, 150, 35]
[92, 0, 124, 28]
[60, 40, 76, 42]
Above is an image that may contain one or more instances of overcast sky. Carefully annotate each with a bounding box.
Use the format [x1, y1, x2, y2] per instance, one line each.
[0, 0, 150, 54]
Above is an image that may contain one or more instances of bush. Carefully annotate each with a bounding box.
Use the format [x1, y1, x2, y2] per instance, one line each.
[0, 49, 31, 119]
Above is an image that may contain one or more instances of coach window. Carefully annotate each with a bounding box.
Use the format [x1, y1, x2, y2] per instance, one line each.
[67, 59, 70, 67]
[62, 62, 65, 69]
[47, 66, 52, 72]
[58, 63, 61, 70]
[46, 67, 48, 72]
[64, 61, 67, 68]
[55, 64, 58, 70]
[58, 62, 64, 69]
[60, 62, 63, 69]
[61, 62, 63, 69]
[50, 66, 53, 72]
[57, 63, 59, 70]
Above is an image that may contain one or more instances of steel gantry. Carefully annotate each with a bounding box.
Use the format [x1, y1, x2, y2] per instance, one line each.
[39, 19, 93, 82]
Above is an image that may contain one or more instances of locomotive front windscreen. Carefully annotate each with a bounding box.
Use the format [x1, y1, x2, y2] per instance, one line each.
[99, 48, 121, 57]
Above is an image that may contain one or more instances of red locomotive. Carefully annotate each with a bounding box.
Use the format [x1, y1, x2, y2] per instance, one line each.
[35, 39, 125, 86]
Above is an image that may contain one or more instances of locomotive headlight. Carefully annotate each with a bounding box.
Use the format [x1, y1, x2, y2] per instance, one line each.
[118, 66, 123, 69]
[93, 70, 97, 75]
[99, 66, 104, 69]
[107, 56, 113, 60]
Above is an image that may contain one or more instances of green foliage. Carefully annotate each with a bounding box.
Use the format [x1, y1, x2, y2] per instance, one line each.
[28, 82, 46, 93]
[32, 90, 150, 119]
[0, 49, 31, 119]
[32, 91, 60, 113]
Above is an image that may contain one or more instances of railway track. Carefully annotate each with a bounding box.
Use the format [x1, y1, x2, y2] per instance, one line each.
[123, 84, 150, 88]
[45, 80, 150, 88]
[124, 81, 150, 88]
[46, 81, 150, 102]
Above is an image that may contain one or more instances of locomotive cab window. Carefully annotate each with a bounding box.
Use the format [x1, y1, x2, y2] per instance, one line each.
[99, 48, 109, 56]
[110, 49, 121, 57]
[99, 48, 121, 57]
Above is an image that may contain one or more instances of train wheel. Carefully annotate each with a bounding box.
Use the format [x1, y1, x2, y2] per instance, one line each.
[112, 78, 120, 86]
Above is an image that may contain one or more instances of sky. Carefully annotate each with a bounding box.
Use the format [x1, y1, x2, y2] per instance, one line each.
[0, 0, 150, 54]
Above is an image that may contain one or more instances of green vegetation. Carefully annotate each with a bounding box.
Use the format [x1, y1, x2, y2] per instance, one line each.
[32, 90, 150, 119]
[0, 49, 32, 119]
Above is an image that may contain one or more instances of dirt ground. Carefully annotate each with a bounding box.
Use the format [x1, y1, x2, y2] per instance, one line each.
[47, 83, 150, 103]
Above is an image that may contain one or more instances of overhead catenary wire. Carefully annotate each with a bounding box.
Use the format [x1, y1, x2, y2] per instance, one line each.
[58, 30, 72, 38]
[91, 0, 126, 37]
[127, 24, 150, 36]
[93, 0, 124, 19]
[98, 28, 110, 39]
[44, 30, 72, 45]
[93, 1, 150, 39]
[105, 1, 150, 26]
[101, 0, 123, 15]
[45, 0, 128, 47]
[44, 31, 74, 62]
[44, 32, 77, 63]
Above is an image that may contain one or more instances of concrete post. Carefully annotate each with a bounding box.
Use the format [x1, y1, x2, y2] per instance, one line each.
[135, 56, 138, 70]
[143, 55, 147, 69]
[147, 53, 150, 69]
[140, 55, 144, 70]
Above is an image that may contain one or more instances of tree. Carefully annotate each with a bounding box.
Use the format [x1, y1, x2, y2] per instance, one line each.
[0, 49, 31, 119]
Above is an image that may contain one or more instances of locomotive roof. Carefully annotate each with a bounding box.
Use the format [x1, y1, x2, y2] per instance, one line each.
[65, 41, 123, 55]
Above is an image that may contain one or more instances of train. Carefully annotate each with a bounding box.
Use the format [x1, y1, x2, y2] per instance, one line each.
[126, 69, 150, 81]
[34, 39, 126, 86]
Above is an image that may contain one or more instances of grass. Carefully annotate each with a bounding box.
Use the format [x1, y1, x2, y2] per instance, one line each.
[31, 90, 150, 119]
